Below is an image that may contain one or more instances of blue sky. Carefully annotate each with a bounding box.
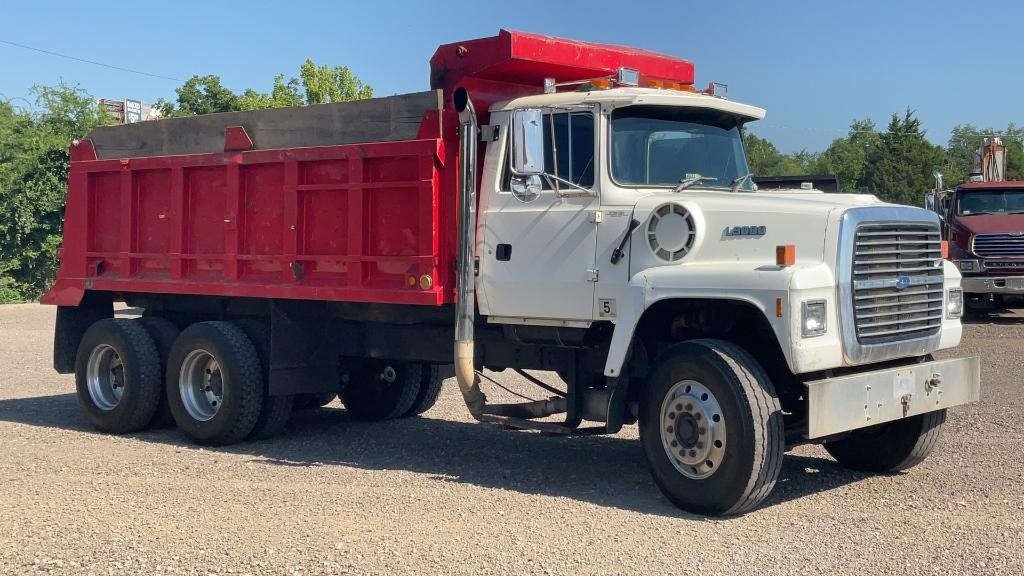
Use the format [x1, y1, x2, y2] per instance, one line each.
[1, 0, 1020, 153]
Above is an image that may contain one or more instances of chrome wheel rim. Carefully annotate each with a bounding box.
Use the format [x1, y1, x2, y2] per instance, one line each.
[86, 344, 125, 411]
[660, 380, 727, 479]
[179, 349, 223, 422]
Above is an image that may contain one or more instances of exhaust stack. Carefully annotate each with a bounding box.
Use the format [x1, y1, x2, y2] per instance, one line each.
[453, 87, 487, 417]
[451, 87, 567, 425]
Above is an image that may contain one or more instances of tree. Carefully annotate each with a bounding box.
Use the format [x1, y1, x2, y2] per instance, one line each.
[861, 109, 946, 206]
[159, 60, 372, 116]
[743, 132, 807, 176]
[0, 84, 109, 301]
[946, 123, 1024, 185]
[157, 74, 239, 117]
[298, 60, 373, 104]
[815, 119, 880, 192]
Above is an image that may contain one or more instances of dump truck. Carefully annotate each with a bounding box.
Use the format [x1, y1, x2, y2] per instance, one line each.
[928, 138, 1024, 308]
[43, 30, 980, 515]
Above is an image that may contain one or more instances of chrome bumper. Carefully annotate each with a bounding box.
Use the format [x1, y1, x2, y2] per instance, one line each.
[804, 356, 981, 439]
[961, 276, 1024, 294]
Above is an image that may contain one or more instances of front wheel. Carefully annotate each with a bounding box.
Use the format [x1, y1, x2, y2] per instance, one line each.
[824, 410, 946, 473]
[639, 339, 784, 516]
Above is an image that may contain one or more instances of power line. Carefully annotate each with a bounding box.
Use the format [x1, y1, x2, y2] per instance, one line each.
[0, 38, 186, 83]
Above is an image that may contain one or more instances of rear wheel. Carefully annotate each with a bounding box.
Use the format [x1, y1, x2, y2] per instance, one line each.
[824, 410, 946, 472]
[75, 319, 163, 434]
[167, 322, 263, 445]
[341, 361, 421, 421]
[402, 365, 443, 417]
[138, 316, 180, 429]
[639, 339, 784, 516]
[234, 319, 294, 441]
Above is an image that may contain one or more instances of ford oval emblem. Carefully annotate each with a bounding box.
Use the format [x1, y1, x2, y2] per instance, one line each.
[895, 275, 911, 290]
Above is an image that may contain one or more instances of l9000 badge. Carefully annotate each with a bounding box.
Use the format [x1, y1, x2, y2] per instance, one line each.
[724, 225, 767, 237]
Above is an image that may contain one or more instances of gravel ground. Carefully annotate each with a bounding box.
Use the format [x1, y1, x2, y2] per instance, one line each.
[0, 303, 1021, 575]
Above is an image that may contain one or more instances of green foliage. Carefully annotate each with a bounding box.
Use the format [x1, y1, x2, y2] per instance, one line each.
[743, 132, 809, 176]
[160, 60, 372, 116]
[860, 110, 946, 206]
[0, 83, 110, 301]
[946, 123, 1024, 184]
[157, 74, 239, 117]
[298, 60, 373, 104]
[814, 119, 879, 192]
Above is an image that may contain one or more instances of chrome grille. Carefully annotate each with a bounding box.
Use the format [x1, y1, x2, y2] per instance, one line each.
[852, 223, 944, 344]
[972, 233, 1024, 258]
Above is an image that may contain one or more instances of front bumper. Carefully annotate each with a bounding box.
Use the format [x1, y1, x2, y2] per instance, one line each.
[804, 356, 980, 439]
[961, 275, 1024, 294]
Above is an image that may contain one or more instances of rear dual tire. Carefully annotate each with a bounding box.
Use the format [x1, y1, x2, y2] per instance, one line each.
[166, 322, 264, 446]
[74, 319, 163, 434]
[341, 361, 442, 420]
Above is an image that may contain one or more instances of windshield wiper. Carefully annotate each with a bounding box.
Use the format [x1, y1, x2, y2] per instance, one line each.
[730, 172, 754, 192]
[673, 175, 718, 193]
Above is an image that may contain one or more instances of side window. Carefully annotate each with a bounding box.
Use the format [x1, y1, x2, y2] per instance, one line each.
[503, 111, 595, 191]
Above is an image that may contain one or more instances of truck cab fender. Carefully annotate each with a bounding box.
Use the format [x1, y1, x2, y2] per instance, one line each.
[602, 264, 806, 378]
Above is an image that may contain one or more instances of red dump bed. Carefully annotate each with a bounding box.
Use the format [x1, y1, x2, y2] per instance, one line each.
[44, 30, 695, 308]
[43, 116, 457, 307]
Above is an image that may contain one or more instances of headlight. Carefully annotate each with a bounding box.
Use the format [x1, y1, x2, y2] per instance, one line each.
[801, 299, 827, 337]
[946, 288, 964, 319]
[956, 260, 980, 272]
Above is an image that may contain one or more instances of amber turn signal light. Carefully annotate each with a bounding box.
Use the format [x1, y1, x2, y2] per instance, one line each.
[941, 240, 949, 259]
[776, 245, 796, 267]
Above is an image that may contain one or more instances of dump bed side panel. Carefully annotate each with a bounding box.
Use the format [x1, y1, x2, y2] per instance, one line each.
[45, 136, 454, 307]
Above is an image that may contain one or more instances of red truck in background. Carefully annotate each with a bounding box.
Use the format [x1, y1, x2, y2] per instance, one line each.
[927, 137, 1024, 309]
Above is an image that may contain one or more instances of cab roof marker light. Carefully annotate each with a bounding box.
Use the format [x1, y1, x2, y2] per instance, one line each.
[616, 67, 640, 87]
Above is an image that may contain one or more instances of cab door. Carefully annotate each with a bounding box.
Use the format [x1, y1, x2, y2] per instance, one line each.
[477, 109, 600, 322]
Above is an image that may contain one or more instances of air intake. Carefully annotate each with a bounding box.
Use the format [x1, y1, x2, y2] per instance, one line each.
[647, 204, 696, 262]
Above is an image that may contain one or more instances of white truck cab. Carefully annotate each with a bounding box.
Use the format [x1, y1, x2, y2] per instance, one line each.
[459, 85, 980, 514]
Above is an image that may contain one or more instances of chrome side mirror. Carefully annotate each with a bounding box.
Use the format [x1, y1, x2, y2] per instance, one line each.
[511, 109, 544, 176]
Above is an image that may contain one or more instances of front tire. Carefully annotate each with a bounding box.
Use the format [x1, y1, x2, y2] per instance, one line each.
[75, 319, 163, 434]
[824, 409, 946, 473]
[167, 322, 263, 446]
[639, 339, 784, 516]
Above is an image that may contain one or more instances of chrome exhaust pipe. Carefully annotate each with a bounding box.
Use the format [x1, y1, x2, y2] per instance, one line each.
[452, 87, 567, 425]
[453, 87, 486, 417]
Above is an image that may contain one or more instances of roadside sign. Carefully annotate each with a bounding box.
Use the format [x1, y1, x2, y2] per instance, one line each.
[124, 99, 142, 124]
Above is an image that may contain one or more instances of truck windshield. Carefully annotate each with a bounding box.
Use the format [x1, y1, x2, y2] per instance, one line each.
[958, 189, 1024, 215]
[610, 105, 753, 191]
